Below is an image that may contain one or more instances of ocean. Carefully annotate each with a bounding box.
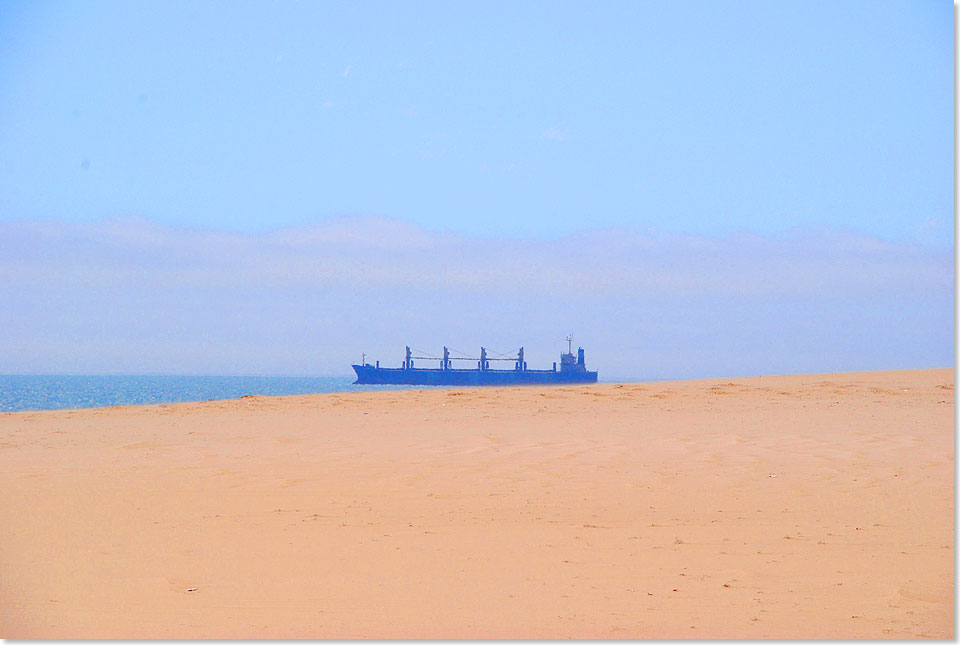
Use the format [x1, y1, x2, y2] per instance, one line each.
[0, 375, 446, 413]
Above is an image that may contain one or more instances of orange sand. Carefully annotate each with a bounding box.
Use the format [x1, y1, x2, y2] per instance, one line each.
[0, 369, 953, 638]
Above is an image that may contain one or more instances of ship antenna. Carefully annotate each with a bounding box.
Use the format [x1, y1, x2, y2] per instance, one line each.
[566, 334, 573, 354]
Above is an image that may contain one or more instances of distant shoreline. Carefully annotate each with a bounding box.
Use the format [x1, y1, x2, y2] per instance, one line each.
[0, 367, 951, 414]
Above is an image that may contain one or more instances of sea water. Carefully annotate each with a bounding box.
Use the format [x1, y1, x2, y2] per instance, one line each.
[0, 375, 447, 413]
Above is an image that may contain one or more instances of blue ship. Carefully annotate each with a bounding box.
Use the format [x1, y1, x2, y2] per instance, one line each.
[352, 337, 598, 386]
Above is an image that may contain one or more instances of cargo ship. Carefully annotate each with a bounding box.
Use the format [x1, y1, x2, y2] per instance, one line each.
[352, 337, 598, 386]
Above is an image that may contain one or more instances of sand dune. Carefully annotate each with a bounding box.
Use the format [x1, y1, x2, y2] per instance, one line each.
[0, 369, 953, 638]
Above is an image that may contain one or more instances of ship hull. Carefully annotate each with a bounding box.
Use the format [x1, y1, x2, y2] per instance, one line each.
[352, 365, 598, 386]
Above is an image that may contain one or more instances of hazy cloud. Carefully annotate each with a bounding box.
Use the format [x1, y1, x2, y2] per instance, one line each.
[1, 216, 948, 297]
[0, 217, 952, 378]
[542, 127, 569, 142]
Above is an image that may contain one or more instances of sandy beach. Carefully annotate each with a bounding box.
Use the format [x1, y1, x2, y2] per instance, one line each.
[0, 368, 952, 638]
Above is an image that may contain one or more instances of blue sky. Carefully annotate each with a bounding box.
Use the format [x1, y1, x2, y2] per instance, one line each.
[0, 0, 952, 242]
[0, 1, 953, 377]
